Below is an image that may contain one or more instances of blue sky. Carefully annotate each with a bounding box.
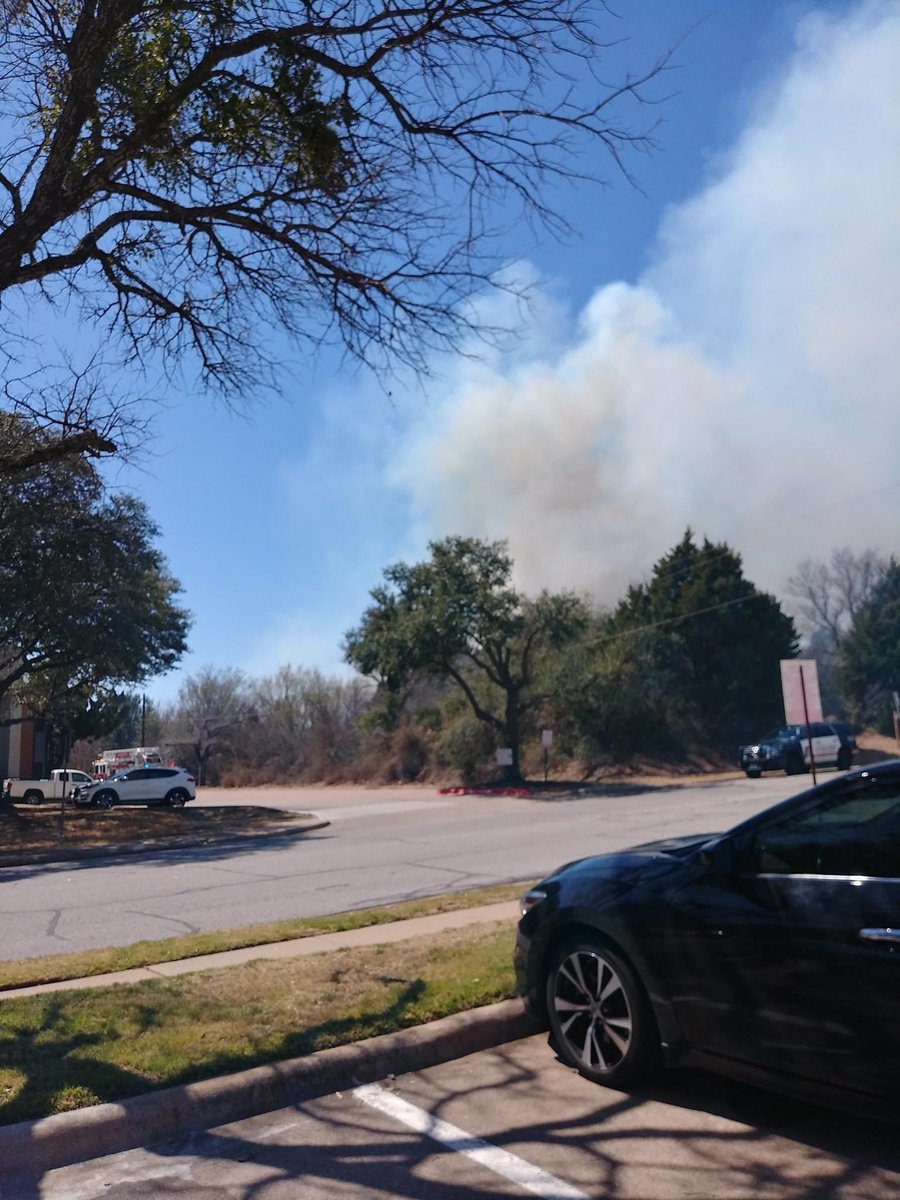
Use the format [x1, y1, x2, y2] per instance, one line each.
[95, 0, 898, 705]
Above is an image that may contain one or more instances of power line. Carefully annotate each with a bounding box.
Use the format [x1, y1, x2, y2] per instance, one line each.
[588, 589, 775, 650]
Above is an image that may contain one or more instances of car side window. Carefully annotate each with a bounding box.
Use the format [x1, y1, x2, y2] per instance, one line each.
[734, 780, 900, 878]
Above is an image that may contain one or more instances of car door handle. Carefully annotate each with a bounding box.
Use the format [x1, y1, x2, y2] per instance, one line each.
[859, 928, 900, 944]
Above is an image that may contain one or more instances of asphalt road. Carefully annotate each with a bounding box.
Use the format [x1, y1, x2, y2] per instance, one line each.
[0, 775, 807, 962]
[27, 1034, 900, 1199]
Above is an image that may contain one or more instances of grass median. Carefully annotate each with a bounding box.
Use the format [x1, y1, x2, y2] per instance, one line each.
[0, 881, 529, 991]
[0, 920, 518, 1126]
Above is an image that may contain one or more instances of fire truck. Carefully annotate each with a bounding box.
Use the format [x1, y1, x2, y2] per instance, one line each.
[91, 747, 165, 779]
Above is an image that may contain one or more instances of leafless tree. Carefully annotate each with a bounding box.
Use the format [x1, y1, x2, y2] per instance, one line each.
[246, 664, 371, 779]
[786, 547, 889, 652]
[0, 359, 150, 475]
[0, 0, 670, 410]
[167, 666, 252, 784]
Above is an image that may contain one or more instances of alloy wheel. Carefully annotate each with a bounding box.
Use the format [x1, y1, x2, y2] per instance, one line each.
[550, 947, 634, 1076]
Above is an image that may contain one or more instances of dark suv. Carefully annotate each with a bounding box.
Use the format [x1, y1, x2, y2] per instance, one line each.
[739, 722, 855, 778]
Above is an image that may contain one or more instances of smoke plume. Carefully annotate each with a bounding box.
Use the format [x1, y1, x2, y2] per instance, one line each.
[396, 1, 900, 603]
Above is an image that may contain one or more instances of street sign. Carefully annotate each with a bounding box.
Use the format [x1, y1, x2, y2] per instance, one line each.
[780, 660, 823, 725]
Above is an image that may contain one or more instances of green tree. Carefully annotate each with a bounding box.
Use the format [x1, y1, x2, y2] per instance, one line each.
[0, 0, 668, 464]
[547, 620, 679, 770]
[0, 449, 190, 719]
[37, 686, 139, 768]
[610, 531, 798, 747]
[344, 536, 587, 782]
[838, 559, 900, 732]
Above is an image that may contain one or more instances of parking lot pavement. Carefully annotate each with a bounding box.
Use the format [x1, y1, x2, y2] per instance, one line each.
[22, 1036, 900, 1200]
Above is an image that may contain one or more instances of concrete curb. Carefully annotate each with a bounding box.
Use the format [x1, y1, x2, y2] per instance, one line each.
[0, 815, 330, 869]
[0, 999, 545, 1180]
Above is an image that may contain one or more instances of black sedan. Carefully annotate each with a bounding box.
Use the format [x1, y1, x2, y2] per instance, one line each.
[515, 761, 900, 1116]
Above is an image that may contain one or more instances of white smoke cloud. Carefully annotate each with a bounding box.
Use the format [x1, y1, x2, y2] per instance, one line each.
[395, 0, 900, 604]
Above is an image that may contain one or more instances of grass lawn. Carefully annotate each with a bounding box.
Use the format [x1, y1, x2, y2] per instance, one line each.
[0, 922, 517, 1126]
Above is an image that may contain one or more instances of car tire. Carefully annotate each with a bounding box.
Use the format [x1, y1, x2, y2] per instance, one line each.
[837, 747, 852, 771]
[23, 789, 43, 804]
[744, 769, 761, 779]
[785, 751, 806, 776]
[545, 935, 660, 1088]
[165, 789, 189, 808]
[92, 790, 116, 809]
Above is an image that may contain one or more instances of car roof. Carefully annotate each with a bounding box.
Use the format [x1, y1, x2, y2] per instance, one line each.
[725, 758, 900, 839]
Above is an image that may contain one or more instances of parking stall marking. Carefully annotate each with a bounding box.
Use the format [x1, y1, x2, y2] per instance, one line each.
[353, 1082, 590, 1200]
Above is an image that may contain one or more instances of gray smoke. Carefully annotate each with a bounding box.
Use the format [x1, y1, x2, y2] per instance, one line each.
[395, 1, 900, 603]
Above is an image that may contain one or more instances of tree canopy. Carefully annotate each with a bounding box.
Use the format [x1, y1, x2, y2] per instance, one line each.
[0, 0, 667, 411]
[344, 535, 587, 781]
[838, 558, 900, 732]
[608, 531, 798, 745]
[0, 443, 191, 717]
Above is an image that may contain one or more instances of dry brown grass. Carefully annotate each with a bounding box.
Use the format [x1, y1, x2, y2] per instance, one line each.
[0, 804, 309, 856]
[855, 731, 900, 765]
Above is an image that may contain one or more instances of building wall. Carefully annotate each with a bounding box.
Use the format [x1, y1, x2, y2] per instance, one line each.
[0, 718, 9, 781]
[0, 702, 43, 780]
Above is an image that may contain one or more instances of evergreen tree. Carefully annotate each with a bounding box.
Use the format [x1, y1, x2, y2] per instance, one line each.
[0, 443, 190, 717]
[611, 532, 798, 747]
[838, 559, 900, 732]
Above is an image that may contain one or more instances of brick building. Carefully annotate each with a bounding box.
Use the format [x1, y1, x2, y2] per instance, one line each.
[0, 701, 45, 781]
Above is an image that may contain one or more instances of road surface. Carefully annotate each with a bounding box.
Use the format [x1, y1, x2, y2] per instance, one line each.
[0, 775, 807, 961]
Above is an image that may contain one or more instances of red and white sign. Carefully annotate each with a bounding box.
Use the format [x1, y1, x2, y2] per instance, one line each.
[780, 660, 823, 725]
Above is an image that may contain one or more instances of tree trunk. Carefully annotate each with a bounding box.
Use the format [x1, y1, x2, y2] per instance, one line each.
[501, 687, 524, 785]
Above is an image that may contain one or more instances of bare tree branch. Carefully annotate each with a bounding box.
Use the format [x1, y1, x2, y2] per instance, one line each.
[786, 547, 890, 652]
[0, 356, 152, 474]
[0, 0, 673, 394]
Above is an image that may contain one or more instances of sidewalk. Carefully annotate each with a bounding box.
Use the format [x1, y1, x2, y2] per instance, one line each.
[0, 899, 521, 1001]
[0, 900, 537, 1182]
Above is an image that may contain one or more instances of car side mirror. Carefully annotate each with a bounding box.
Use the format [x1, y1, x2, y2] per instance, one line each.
[699, 837, 737, 877]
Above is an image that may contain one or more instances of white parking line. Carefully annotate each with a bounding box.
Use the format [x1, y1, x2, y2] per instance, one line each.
[353, 1083, 590, 1200]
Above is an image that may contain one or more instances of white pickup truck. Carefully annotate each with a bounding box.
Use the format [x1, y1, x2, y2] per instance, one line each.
[3, 768, 95, 803]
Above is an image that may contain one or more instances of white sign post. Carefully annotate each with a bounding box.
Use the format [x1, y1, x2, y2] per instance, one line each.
[541, 729, 553, 782]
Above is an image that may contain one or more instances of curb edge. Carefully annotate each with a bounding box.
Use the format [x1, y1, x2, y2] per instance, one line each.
[2, 999, 544, 1180]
